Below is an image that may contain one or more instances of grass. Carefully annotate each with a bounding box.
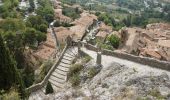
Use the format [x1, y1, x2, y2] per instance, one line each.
[82, 55, 92, 63]
[69, 73, 81, 87]
[34, 60, 53, 83]
[88, 68, 98, 78]
[68, 64, 83, 77]
[0, 88, 20, 100]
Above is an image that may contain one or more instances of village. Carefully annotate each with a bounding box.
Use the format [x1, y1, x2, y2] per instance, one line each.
[30, 0, 170, 63]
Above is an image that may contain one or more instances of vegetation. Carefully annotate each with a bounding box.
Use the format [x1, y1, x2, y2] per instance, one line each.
[69, 73, 81, 87]
[69, 64, 83, 77]
[36, 0, 54, 23]
[0, 88, 20, 100]
[35, 60, 53, 83]
[54, 20, 74, 27]
[28, 0, 35, 12]
[97, 42, 114, 51]
[97, 12, 125, 31]
[107, 34, 120, 49]
[0, 0, 20, 18]
[149, 89, 165, 99]
[0, 0, 53, 98]
[0, 34, 25, 98]
[62, 6, 81, 20]
[45, 81, 54, 94]
[82, 55, 92, 63]
[88, 68, 98, 78]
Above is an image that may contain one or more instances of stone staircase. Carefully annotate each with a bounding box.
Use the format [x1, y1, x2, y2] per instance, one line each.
[29, 47, 78, 100]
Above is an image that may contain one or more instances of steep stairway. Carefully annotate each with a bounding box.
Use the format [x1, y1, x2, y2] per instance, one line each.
[29, 47, 78, 100]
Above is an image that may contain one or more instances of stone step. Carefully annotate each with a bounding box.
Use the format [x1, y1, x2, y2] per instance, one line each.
[59, 62, 70, 68]
[49, 79, 64, 88]
[63, 53, 74, 59]
[30, 92, 38, 100]
[37, 90, 45, 98]
[62, 56, 73, 61]
[35, 91, 44, 100]
[61, 59, 72, 64]
[52, 71, 66, 80]
[29, 93, 34, 100]
[56, 66, 68, 72]
[64, 53, 74, 58]
[55, 69, 67, 76]
[50, 83, 60, 92]
[65, 51, 76, 57]
[49, 75, 65, 83]
[57, 65, 69, 72]
[67, 48, 77, 56]
[41, 87, 46, 94]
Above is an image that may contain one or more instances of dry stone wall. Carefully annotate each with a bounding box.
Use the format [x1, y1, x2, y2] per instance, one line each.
[83, 43, 170, 71]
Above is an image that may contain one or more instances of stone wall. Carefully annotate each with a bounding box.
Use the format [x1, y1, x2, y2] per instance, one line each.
[83, 43, 170, 71]
[26, 44, 68, 93]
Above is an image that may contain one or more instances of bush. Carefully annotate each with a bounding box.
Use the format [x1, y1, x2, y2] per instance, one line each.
[39, 24, 48, 33]
[69, 64, 83, 77]
[0, 88, 20, 100]
[88, 68, 98, 78]
[69, 73, 80, 87]
[62, 6, 81, 20]
[45, 81, 53, 94]
[107, 34, 120, 49]
[82, 55, 92, 63]
[34, 60, 53, 83]
[97, 42, 114, 51]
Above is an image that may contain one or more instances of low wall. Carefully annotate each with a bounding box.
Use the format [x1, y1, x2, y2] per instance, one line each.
[83, 43, 170, 71]
[26, 44, 68, 93]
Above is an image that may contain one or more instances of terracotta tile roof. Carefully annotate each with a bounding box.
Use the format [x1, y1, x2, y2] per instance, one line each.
[158, 40, 170, 48]
[54, 27, 74, 44]
[70, 12, 97, 40]
[96, 31, 108, 38]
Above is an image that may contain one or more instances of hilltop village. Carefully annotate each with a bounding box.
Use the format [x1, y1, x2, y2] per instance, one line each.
[33, 0, 170, 63]
[0, 0, 170, 99]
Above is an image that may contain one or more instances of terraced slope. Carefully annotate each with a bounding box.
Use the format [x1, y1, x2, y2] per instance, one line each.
[29, 47, 78, 100]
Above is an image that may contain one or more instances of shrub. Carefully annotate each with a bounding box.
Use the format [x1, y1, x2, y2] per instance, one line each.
[45, 81, 53, 94]
[69, 73, 80, 87]
[107, 34, 120, 49]
[149, 89, 165, 99]
[88, 68, 98, 78]
[62, 6, 81, 20]
[69, 64, 83, 77]
[0, 88, 20, 100]
[34, 60, 53, 83]
[97, 42, 114, 51]
[82, 55, 92, 63]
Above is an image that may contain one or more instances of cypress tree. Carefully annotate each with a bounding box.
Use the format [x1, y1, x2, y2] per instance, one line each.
[0, 34, 26, 98]
[45, 81, 53, 94]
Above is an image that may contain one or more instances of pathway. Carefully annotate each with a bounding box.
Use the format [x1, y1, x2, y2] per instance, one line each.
[81, 47, 170, 77]
[29, 47, 78, 100]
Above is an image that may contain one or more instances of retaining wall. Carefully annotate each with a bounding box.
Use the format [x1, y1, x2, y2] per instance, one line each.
[83, 43, 170, 71]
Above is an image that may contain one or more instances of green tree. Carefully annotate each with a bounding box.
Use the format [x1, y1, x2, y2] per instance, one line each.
[45, 81, 53, 94]
[23, 28, 37, 45]
[36, 31, 46, 43]
[0, 34, 25, 98]
[108, 34, 120, 49]
[39, 24, 48, 33]
[28, 0, 35, 12]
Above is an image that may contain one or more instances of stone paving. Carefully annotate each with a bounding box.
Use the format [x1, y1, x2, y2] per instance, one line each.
[29, 47, 78, 100]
